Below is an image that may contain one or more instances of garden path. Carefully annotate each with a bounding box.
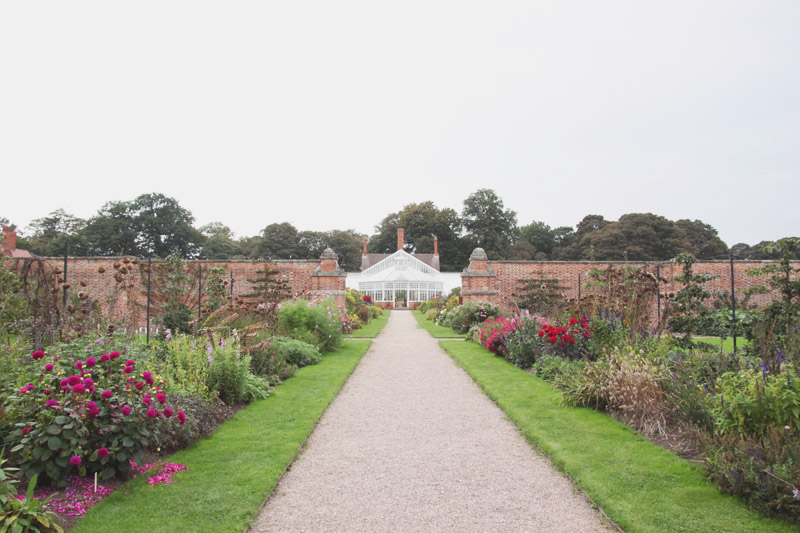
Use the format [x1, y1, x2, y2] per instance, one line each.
[251, 311, 614, 532]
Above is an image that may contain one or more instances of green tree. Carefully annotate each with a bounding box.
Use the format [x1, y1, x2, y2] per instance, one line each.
[675, 219, 728, 259]
[461, 189, 517, 260]
[24, 209, 88, 256]
[82, 194, 202, 258]
[198, 222, 242, 259]
[258, 222, 303, 259]
[583, 213, 689, 261]
[0, 255, 28, 339]
[516, 221, 556, 259]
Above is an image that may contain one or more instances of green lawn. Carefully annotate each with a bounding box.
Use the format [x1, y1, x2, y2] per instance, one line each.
[439, 340, 794, 533]
[73, 340, 372, 533]
[695, 336, 750, 353]
[411, 309, 463, 338]
[349, 310, 390, 338]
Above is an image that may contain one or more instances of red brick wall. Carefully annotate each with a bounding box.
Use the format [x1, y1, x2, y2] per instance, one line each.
[462, 257, 799, 318]
[8, 257, 347, 331]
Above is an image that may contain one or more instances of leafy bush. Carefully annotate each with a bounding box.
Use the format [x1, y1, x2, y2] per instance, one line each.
[247, 341, 297, 385]
[4, 346, 185, 484]
[154, 395, 233, 453]
[531, 354, 587, 382]
[438, 301, 500, 334]
[276, 299, 342, 352]
[157, 335, 211, 399]
[704, 363, 800, 437]
[270, 336, 320, 368]
[702, 427, 800, 520]
[1, 474, 63, 533]
[504, 318, 545, 369]
[241, 374, 271, 403]
[475, 318, 517, 356]
[560, 349, 670, 435]
[205, 340, 251, 405]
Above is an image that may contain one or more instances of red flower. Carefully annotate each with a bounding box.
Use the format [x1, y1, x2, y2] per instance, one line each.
[101, 390, 113, 399]
[126, 359, 135, 366]
[87, 407, 100, 418]
[123, 366, 133, 375]
[100, 354, 110, 362]
[32, 350, 45, 360]
[569, 317, 577, 326]
[75, 361, 83, 369]
[44, 363, 54, 371]
[86, 357, 97, 367]
[121, 406, 131, 416]
[72, 383, 86, 394]
[97, 447, 109, 459]
[177, 410, 186, 424]
[538, 330, 545, 337]
[164, 408, 173, 418]
[156, 393, 166, 405]
[134, 382, 144, 391]
[70, 456, 82, 466]
[146, 408, 157, 418]
[67, 375, 82, 386]
[142, 371, 154, 385]
[110, 351, 120, 359]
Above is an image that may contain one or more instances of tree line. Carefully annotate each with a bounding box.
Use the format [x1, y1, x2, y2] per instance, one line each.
[3, 190, 796, 272]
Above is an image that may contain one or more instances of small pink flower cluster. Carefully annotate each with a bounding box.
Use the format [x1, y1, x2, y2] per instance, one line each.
[130, 459, 188, 485]
[15, 476, 113, 519]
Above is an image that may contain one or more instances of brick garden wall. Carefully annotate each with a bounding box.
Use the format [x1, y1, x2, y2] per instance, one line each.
[461, 249, 799, 321]
[9, 254, 347, 331]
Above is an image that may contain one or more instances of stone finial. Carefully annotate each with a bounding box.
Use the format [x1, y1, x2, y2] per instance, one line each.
[320, 247, 338, 260]
[469, 247, 488, 261]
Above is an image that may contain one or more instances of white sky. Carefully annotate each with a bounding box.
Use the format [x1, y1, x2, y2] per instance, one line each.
[1, 1, 798, 246]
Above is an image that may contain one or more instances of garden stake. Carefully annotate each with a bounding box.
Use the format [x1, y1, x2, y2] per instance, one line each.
[730, 251, 737, 353]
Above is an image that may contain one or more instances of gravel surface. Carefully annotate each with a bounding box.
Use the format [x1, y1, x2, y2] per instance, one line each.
[251, 311, 615, 532]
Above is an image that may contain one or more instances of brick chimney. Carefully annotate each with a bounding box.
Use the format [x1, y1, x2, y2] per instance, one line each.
[363, 237, 368, 256]
[434, 235, 438, 257]
[2, 226, 16, 252]
[397, 228, 404, 252]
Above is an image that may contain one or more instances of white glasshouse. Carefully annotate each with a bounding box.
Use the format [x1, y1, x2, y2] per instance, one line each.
[355, 229, 445, 307]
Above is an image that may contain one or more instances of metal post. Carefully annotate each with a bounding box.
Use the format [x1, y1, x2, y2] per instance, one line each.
[730, 252, 737, 353]
[578, 272, 581, 306]
[146, 257, 152, 343]
[230, 271, 234, 301]
[62, 242, 68, 310]
[198, 263, 203, 321]
[656, 264, 661, 323]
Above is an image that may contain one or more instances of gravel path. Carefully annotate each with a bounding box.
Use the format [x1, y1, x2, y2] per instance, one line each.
[251, 311, 615, 532]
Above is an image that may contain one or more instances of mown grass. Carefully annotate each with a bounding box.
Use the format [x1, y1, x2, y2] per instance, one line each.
[695, 336, 751, 353]
[439, 340, 794, 533]
[349, 310, 390, 338]
[73, 340, 372, 533]
[411, 309, 462, 338]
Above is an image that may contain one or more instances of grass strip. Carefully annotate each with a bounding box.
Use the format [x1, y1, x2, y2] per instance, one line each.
[411, 309, 463, 338]
[349, 310, 390, 338]
[439, 340, 794, 533]
[73, 340, 372, 533]
[695, 336, 751, 353]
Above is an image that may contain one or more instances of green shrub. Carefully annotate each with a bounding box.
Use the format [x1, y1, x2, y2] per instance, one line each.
[531, 354, 587, 382]
[205, 341, 251, 405]
[247, 341, 298, 385]
[705, 363, 800, 437]
[504, 318, 544, 369]
[154, 395, 233, 453]
[276, 299, 342, 352]
[157, 335, 211, 399]
[4, 343, 184, 484]
[270, 336, 320, 368]
[241, 374, 271, 403]
[438, 301, 500, 334]
[1, 474, 63, 533]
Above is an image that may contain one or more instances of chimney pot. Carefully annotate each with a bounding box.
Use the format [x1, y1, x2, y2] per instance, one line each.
[397, 228, 404, 252]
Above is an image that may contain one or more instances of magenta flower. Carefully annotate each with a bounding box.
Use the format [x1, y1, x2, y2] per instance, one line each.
[44, 363, 54, 372]
[101, 390, 113, 400]
[46, 399, 59, 408]
[97, 447, 109, 459]
[70, 456, 82, 466]
[125, 359, 135, 366]
[22, 426, 33, 435]
[100, 353, 110, 362]
[32, 350, 45, 360]
[72, 383, 86, 394]
[83, 378, 94, 387]
[87, 401, 97, 409]
[67, 375, 82, 386]
[87, 407, 100, 418]
[134, 382, 144, 391]
[177, 410, 186, 424]
[110, 351, 120, 359]
[156, 393, 166, 405]
[122, 366, 133, 375]
[142, 396, 152, 407]
[164, 407, 173, 418]
[75, 361, 83, 369]
[86, 357, 97, 367]
[142, 371, 154, 385]
[121, 406, 131, 416]
[146, 408, 157, 418]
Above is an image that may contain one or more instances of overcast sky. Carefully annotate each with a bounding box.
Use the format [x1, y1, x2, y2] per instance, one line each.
[1, 1, 798, 247]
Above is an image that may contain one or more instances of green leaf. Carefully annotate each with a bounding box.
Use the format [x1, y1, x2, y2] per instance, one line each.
[47, 437, 61, 451]
[54, 416, 67, 425]
[46, 425, 60, 435]
[25, 475, 37, 501]
[123, 437, 134, 448]
[36, 515, 50, 528]
[102, 467, 116, 480]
